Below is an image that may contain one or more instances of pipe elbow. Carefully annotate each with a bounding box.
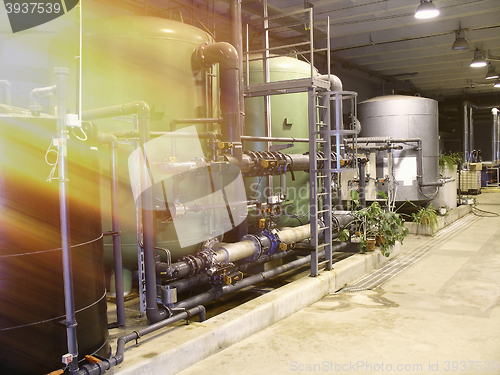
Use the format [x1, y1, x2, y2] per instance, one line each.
[98, 133, 118, 148]
[123, 101, 150, 119]
[317, 74, 343, 92]
[197, 42, 239, 69]
[146, 306, 169, 324]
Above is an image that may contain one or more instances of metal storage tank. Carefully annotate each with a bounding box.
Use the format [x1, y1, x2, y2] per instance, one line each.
[358, 95, 439, 203]
[49, 16, 219, 270]
[0, 105, 109, 374]
[245, 56, 311, 225]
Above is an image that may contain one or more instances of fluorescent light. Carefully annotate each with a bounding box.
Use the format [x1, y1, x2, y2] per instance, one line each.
[495, 80, 500, 88]
[415, 0, 440, 19]
[470, 49, 487, 68]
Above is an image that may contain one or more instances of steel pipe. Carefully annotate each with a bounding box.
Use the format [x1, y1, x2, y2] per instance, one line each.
[492, 108, 499, 164]
[99, 133, 125, 327]
[29, 84, 56, 115]
[83, 101, 168, 324]
[197, 42, 241, 149]
[173, 243, 349, 311]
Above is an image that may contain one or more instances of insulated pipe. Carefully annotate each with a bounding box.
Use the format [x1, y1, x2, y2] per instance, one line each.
[173, 243, 349, 311]
[83, 101, 168, 324]
[29, 84, 56, 115]
[0, 80, 11, 105]
[317, 74, 342, 92]
[55, 67, 79, 374]
[492, 108, 499, 164]
[463, 104, 469, 165]
[197, 42, 241, 150]
[99, 133, 125, 327]
[76, 306, 206, 375]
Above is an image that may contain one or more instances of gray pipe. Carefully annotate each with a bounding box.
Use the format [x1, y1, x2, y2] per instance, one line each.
[197, 42, 241, 150]
[0, 80, 11, 105]
[353, 137, 444, 188]
[29, 84, 56, 115]
[174, 243, 349, 311]
[54, 67, 80, 374]
[359, 159, 366, 208]
[230, 0, 245, 136]
[77, 306, 206, 375]
[492, 108, 499, 164]
[83, 102, 167, 324]
[99, 133, 125, 327]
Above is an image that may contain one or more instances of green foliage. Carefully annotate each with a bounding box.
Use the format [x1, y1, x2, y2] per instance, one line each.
[341, 191, 409, 257]
[439, 152, 463, 169]
[412, 204, 438, 235]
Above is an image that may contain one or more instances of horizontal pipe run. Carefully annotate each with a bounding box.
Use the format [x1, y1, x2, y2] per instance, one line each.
[173, 242, 348, 311]
[77, 306, 206, 375]
[109, 130, 220, 140]
[164, 249, 300, 293]
[241, 135, 309, 143]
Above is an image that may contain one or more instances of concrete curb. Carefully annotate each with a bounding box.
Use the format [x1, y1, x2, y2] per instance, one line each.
[405, 204, 472, 235]
[114, 245, 400, 375]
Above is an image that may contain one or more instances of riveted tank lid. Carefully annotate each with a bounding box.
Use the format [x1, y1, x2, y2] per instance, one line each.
[83, 16, 212, 44]
[359, 95, 437, 117]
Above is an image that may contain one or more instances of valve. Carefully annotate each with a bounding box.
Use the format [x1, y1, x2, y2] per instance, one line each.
[223, 271, 243, 285]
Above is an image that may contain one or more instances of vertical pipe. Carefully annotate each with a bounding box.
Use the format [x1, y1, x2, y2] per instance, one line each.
[359, 160, 366, 208]
[492, 108, 499, 164]
[463, 103, 469, 165]
[56, 67, 79, 374]
[262, 0, 273, 192]
[469, 106, 474, 160]
[0, 80, 11, 105]
[109, 136, 125, 326]
[230, 0, 245, 137]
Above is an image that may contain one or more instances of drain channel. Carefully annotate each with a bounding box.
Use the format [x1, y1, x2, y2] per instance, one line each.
[335, 214, 479, 294]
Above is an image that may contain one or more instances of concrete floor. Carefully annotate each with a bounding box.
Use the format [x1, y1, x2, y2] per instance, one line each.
[176, 192, 500, 375]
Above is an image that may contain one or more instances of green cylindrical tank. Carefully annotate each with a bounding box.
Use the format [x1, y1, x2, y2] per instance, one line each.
[245, 56, 312, 226]
[50, 16, 219, 269]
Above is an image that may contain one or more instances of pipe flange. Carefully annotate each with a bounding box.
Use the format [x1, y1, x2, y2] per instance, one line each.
[262, 229, 279, 256]
[241, 234, 263, 261]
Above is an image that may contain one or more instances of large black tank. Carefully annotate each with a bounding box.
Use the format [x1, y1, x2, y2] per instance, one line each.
[0, 104, 109, 374]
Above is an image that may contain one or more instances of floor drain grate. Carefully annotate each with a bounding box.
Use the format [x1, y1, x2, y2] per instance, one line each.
[334, 214, 479, 294]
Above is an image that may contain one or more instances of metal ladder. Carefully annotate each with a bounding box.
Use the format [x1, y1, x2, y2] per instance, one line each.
[309, 90, 358, 276]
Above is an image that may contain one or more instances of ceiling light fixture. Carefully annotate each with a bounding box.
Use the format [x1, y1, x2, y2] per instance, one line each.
[415, 0, 440, 19]
[486, 64, 499, 80]
[451, 26, 469, 51]
[470, 49, 487, 68]
[495, 80, 500, 88]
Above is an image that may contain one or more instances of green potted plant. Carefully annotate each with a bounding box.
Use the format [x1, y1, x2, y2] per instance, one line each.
[339, 190, 409, 257]
[412, 204, 438, 235]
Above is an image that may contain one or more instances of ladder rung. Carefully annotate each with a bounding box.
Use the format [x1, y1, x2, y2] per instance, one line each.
[316, 105, 327, 109]
[317, 158, 327, 161]
[317, 226, 330, 232]
[317, 192, 328, 196]
[316, 243, 328, 249]
[317, 209, 328, 214]
[316, 175, 328, 178]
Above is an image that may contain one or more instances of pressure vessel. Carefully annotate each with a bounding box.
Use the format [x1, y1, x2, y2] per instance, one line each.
[358, 95, 439, 203]
[50, 16, 219, 269]
[0, 105, 109, 374]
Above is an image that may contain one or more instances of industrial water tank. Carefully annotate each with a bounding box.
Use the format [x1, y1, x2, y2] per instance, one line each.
[358, 95, 439, 203]
[245, 56, 312, 225]
[50, 16, 219, 270]
[0, 105, 109, 374]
